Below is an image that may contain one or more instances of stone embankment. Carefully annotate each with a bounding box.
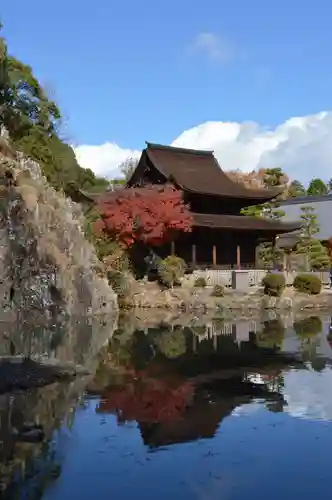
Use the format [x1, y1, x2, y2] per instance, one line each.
[129, 280, 332, 318]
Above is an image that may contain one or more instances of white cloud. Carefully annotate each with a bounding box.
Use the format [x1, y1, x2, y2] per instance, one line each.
[73, 111, 332, 184]
[74, 142, 140, 179]
[187, 32, 234, 63]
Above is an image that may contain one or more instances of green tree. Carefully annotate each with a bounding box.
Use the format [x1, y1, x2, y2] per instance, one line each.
[240, 204, 263, 217]
[0, 22, 109, 197]
[256, 203, 286, 268]
[296, 206, 329, 270]
[263, 167, 288, 188]
[307, 178, 328, 196]
[241, 168, 287, 268]
[288, 180, 306, 197]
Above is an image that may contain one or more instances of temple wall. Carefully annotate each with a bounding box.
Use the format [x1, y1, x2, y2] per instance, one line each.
[161, 229, 259, 268]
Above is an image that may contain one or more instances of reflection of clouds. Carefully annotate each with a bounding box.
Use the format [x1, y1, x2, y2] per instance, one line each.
[231, 366, 332, 423]
[283, 368, 332, 422]
[231, 401, 262, 417]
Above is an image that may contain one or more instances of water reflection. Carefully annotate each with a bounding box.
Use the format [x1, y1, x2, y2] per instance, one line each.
[0, 377, 86, 496]
[0, 313, 117, 370]
[3, 312, 332, 499]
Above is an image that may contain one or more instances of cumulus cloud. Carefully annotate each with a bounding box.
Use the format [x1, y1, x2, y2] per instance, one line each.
[73, 111, 332, 184]
[74, 142, 140, 179]
[187, 32, 235, 63]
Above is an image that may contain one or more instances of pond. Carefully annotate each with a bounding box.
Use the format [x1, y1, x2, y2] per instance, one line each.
[2, 312, 332, 500]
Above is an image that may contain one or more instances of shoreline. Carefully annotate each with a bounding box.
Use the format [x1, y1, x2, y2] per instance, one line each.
[124, 281, 332, 316]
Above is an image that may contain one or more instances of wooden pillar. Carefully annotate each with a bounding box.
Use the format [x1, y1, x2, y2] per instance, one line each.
[212, 245, 217, 268]
[192, 244, 196, 266]
[171, 241, 175, 255]
[236, 245, 241, 269]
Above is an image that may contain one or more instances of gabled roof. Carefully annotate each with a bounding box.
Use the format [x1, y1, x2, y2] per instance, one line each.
[136, 142, 281, 201]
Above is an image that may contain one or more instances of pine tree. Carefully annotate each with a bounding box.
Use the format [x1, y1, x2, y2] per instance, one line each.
[258, 203, 285, 269]
[241, 167, 288, 269]
[296, 206, 330, 270]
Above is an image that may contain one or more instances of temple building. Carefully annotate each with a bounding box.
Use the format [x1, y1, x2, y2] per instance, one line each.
[125, 142, 300, 268]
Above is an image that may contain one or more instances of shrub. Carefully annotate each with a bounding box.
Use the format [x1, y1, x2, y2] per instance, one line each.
[153, 326, 186, 359]
[107, 269, 128, 296]
[194, 277, 207, 288]
[293, 273, 322, 295]
[256, 319, 285, 349]
[211, 284, 224, 297]
[262, 273, 286, 297]
[157, 255, 186, 288]
[293, 316, 322, 338]
[107, 270, 131, 308]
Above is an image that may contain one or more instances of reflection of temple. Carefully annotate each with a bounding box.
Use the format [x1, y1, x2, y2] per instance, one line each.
[94, 321, 293, 449]
[137, 374, 285, 448]
[189, 320, 258, 350]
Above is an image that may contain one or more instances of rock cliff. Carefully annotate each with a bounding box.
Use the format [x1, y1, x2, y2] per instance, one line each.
[0, 140, 118, 361]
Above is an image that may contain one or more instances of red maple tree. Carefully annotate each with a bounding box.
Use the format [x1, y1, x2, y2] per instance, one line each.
[94, 184, 193, 247]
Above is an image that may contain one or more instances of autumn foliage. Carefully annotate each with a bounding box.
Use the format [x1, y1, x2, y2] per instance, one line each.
[97, 376, 194, 424]
[227, 168, 290, 199]
[94, 184, 193, 247]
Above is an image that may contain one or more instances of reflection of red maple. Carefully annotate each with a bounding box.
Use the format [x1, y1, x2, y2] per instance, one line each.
[97, 376, 194, 424]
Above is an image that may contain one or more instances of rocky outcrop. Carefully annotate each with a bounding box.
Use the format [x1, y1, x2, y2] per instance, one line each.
[0, 144, 118, 361]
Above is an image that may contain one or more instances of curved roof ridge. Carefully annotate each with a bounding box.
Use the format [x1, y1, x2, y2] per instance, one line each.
[146, 142, 214, 156]
[145, 143, 280, 201]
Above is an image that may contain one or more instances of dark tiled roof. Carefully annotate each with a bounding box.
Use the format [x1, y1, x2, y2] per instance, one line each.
[279, 194, 332, 206]
[192, 213, 301, 233]
[144, 143, 281, 201]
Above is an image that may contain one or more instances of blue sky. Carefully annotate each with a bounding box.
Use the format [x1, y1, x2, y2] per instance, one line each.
[2, 0, 332, 148]
[2, 1, 332, 182]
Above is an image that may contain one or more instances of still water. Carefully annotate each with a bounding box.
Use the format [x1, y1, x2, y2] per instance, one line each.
[2, 313, 332, 500]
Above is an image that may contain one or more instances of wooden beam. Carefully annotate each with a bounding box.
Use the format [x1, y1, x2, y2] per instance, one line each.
[212, 245, 217, 268]
[236, 245, 241, 269]
[192, 244, 196, 265]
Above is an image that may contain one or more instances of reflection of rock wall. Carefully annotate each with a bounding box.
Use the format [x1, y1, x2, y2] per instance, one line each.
[0, 314, 118, 369]
[0, 376, 87, 493]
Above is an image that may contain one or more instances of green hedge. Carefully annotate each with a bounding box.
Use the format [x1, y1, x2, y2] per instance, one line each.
[262, 273, 286, 297]
[194, 277, 207, 288]
[293, 273, 322, 295]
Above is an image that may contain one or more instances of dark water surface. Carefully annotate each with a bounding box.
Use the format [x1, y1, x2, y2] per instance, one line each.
[3, 313, 332, 500]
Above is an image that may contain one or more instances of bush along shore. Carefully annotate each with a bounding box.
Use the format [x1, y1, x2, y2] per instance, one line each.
[114, 266, 332, 315]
